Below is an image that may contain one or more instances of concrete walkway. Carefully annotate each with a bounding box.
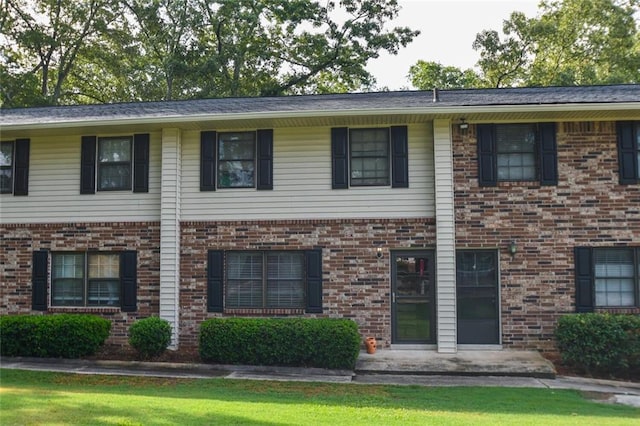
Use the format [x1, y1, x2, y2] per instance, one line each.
[2, 352, 639, 408]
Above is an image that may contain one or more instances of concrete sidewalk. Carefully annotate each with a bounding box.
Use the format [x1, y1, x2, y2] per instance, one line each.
[2, 354, 639, 408]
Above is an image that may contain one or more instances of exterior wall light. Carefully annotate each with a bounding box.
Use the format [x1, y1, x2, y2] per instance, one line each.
[459, 118, 469, 134]
[509, 241, 517, 257]
[376, 247, 383, 259]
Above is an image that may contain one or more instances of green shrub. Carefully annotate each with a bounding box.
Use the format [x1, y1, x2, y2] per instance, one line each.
[199, 318, 360, 369]
[129, 317, 172, 359]
[0, 314, 111, 358]
[555, 313, 640, 375]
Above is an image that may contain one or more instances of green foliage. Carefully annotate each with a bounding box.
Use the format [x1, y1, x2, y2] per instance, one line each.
[408, 60, 481, 90]
[0, 314, 111, 358]
[128, 316, 172, 359]
[2, 0, 419, 106]
[199, 318, 360, 369]
[555, 313, 640, 375]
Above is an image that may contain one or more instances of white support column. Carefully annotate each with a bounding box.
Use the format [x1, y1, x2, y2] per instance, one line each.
[433, 119, 457, 353]
[160, 128, 181, 349]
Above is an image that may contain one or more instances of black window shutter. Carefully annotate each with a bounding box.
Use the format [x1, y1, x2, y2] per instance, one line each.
[120, 251, 137, 312]
[32, 250, 48, 311]
[574, 247, 594, 313]
[331, 127, 349, 189]
[305, 249, 323, 313]
[538, 123, 558, 186]
[390, 126, 409, 188]
[207, 250, 224, 312]
[256, 129, 273, 190]
[477, 124, 497, 186]
[80, 136, 96, 194]
[133, 133, 150, 193]
[617, 121, 638, 184]
[13, 138, 30, 196]
[200, 131, 217, 191]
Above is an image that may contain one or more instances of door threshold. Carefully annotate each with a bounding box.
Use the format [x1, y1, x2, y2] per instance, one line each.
[389, 344, 437, 350]
[457, 344, 503, 350]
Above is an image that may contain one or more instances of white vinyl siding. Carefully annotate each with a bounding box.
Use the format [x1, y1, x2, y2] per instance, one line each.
[181, 124, 435, 220]
[0, 134, 161, 223]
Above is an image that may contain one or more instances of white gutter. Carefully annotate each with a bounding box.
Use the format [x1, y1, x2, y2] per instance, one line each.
[2, 102, 639, 131]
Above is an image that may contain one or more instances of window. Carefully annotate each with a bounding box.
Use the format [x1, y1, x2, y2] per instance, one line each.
[477, 123, 557, 186]
[350, 129, 390, 186]
[617, 121, 640, 184]
[200, 129, 273, 191]
[0, 141, 14, 193]
[218, 132, 255, 188]
[80, 134, 149, 195]
[98, 136, 132, 191]
[331, 126, 408, 189]
[206, 249, 322, 313]
[594, 249, 636, 307]
[575, 247, 640, 311]
[52, 253, 121, 307]
[0, 139, 29, 195]
[226, 251, 304, 308]
[496, 124, 537, 181]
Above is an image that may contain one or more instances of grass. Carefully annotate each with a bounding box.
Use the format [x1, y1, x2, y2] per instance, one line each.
[1, 369, 639, 425]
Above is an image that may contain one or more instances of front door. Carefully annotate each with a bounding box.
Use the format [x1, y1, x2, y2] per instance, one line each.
[391, 251, 436, 344]
[456, 250, 500, 344]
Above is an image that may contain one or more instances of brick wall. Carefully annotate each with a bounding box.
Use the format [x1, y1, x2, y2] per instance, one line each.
[454, 122, 640, 352]
[179, 218, 436, 349]
[0, 222, 160, 346]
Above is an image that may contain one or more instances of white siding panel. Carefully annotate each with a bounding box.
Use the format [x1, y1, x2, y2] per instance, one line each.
[433, 119, 457, 353]
[180, 125, 435, 220]
[0, 134, 161, 223]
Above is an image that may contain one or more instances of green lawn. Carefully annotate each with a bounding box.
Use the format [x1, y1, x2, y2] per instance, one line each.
[1, 369, 638, 425]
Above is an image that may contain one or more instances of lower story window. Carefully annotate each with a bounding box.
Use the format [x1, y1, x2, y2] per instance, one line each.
[594, 248, 638, 307]
[52, 252, 120, 307]
[226, 251, 304, 308]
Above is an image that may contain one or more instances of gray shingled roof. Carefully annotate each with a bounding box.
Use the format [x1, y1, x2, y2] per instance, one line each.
[1, 84, 638, 127]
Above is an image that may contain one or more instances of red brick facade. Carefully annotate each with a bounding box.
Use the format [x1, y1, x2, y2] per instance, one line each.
[178, 218, 436, 349]
[453, 121, 640, 352]
[0, 222, 160, 345]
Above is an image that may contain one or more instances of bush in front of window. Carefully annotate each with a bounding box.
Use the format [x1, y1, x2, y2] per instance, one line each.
[128, 316, 172, 360]
[555, 313, 640, 376]
[0, 314, 111, 358]
[199, 318, 361, 370]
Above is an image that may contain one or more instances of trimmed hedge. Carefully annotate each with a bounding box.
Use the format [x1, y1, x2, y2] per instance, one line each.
[555, 313, 640, 375]
[0, 314, 111, 358]
[199, 318, 360, 369]
[129, 316, 172, 359]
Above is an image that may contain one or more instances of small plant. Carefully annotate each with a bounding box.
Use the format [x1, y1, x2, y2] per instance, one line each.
[129, 317, 172, 359]
[555, 313, 640, 376]
[0, 314, 111, 358]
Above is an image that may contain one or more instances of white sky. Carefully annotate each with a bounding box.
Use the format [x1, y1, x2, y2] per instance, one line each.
[368, 0, 540, 90]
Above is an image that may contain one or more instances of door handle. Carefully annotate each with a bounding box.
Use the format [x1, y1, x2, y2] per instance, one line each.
[392, 292, 396, 303]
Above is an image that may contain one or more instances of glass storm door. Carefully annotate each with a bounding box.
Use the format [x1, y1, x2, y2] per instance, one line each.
[456, 250, 500, 344]
[391, 251, 436, 344]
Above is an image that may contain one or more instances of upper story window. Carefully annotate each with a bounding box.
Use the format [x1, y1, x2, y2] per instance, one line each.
[331, 126, 408, 189]
[218, 132, 255, 188]
[80, 134, 149, 194]
[52, 252, 121, 307]
[0, 141, 14, 193]
[575, 246, 640, 312]
[0, 139, 30, 196]
[496, 124, 537, 181]
[98, 137, 132, 191]
[617, 121, 640, 184]
[349, 129, 390, 186]
[200, 129, 273, 191]
[477, 123, 557, 186]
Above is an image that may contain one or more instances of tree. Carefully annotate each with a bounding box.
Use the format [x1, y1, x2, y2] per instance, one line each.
[409, 0, 640, 89]
[408, 60, 481, 90]
[1, 0, 123, 106]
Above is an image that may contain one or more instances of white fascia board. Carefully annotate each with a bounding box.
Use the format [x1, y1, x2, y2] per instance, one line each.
[3, 102, 639, 131]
